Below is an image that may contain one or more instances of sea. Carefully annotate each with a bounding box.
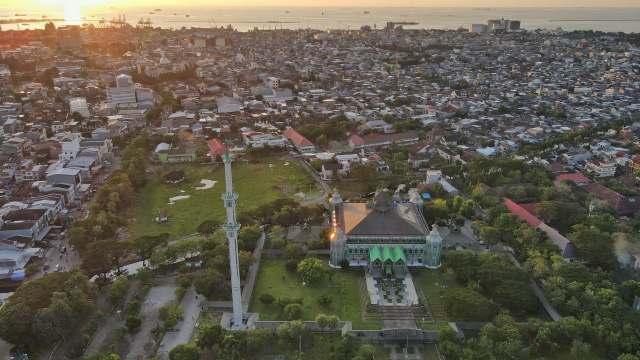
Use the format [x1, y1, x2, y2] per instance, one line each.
[1, 6, 640, 33]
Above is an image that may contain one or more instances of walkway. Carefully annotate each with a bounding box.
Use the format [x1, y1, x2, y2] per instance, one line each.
[242, 233, 266, 313]
[507, 252, 562, 321]
[156, 286, 201, 360]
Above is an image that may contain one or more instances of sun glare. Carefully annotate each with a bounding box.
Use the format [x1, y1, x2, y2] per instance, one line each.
[39, 0, 108, 25]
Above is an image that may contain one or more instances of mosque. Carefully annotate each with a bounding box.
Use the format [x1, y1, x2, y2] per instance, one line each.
[328, 189, 442, 277]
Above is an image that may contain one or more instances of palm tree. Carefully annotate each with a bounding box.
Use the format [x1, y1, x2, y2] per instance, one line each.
[315, 314, 328, 333]
[327, 315, 340, 333]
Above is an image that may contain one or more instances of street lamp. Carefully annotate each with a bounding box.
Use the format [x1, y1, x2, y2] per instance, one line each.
[117, 310, 124, 332]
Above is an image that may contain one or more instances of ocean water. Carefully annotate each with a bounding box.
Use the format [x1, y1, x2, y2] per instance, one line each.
[1, 6, 639, 33]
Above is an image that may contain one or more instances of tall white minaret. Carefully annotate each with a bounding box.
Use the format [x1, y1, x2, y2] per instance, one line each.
[221, 149, 244, 329]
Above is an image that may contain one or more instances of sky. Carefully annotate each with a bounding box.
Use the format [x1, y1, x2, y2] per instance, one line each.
[4, 0, 640, 8]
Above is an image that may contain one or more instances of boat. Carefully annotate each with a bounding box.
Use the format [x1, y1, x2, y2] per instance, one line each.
[149, 12, 154, 14]
[473, 8, 497, 10]
[286, 11, 289, 13]
[186, 14, 190, 17]
[174, 13, 178, 15]
[42, 15, 47, 18]
[364, 11, 369, 14]
[15, 13, 26, 16]
[154, 9, 162, 11]
[22, 23, 29, 26]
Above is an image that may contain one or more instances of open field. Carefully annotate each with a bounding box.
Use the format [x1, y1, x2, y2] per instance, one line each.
[249, 258, 380, 330]
[257, 333, 391, 360]
[130, 157, 320, 238]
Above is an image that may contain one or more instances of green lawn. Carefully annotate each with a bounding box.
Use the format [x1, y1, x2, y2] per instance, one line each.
[130, 157, 319, 238]
[249, 259, 380, 330]
[411, 267, 463, 330]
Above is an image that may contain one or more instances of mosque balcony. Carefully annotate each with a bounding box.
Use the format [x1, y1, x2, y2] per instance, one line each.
[222, 222, 241, 231]
[221, 191, 239, 200]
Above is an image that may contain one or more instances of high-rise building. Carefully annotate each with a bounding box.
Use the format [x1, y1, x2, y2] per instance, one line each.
[57, 26, 82, 48]
[222, 150, 244, 329]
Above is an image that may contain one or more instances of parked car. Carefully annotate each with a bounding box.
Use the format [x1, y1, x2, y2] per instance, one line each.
[54, 265, 60, 272]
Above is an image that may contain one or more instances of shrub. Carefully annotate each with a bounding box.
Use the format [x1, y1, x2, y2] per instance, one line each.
[285, 259, 298, 272]
[125, 315, 141, 332]
[317, 292, 333, 306]
[284, 303, 302, 320]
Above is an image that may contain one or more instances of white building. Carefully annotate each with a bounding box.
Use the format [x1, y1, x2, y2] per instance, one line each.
[309, 89, 325, 99]
[243, 133, 286, 148]
[107, 87, 137, 105]
[69, 97, 90, 118]
[267, 77, 279, 89]
[58, 134, 81, 161]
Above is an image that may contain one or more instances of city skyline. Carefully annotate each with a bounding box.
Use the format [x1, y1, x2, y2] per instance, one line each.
[12, 0, 640, 10]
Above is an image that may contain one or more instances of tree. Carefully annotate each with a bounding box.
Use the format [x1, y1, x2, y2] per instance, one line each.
[197, 323, 225, 350]
[125, 315, 141, 332]
[443, 288, 498, 321]
[285, 244, 303, 259]
[194, 269, 227, 299]
[259, 292, 275, 307]
[571, 224, 618, 270]
[307, 238, 321, 250]
[0, 270, 95, 349]
[131, 234, 169, 266]
[107, 277, 130, 305]
[317, 292, 333, 306]
[315, 314, 329, 333]
[423, 199, 449, 224]
[327, 267, 337, 281]
[327, 315, 340, 333]
[316, 134, 328, 147]
[68, 227, 90, 252]
[339, 259, 350, 270]
[169, 344, 199, 360]
[218, 333, 245, 360]
[238, 224, 262, 251]
[453, 195, 464, 212]
[480, 226, 502, 246]
[297, 257, 325, 282]
[238, 250, 257, 278]
[350, 164, 375, 183]
[196, 220, 221, 236]
[284, 303, 302, 320]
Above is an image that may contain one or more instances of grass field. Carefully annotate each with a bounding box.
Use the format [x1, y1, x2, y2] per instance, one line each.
[249, 258, 380, 330]
[257, 333, 391, 360]
[129, 157, 320, 238]
[411, 267, 463, 331]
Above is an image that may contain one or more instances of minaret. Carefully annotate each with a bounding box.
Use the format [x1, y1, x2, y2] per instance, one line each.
[221, 149, 244, 329]
[329, 188, 346, 267]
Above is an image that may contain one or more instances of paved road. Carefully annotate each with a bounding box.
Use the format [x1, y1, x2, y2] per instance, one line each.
[296, 158, 330, 193]
[0, 340, 10, 359]
[156, 286, 201, 360]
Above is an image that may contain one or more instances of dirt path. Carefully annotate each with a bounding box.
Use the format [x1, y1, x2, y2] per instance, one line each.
[119, 285, 178, 360]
